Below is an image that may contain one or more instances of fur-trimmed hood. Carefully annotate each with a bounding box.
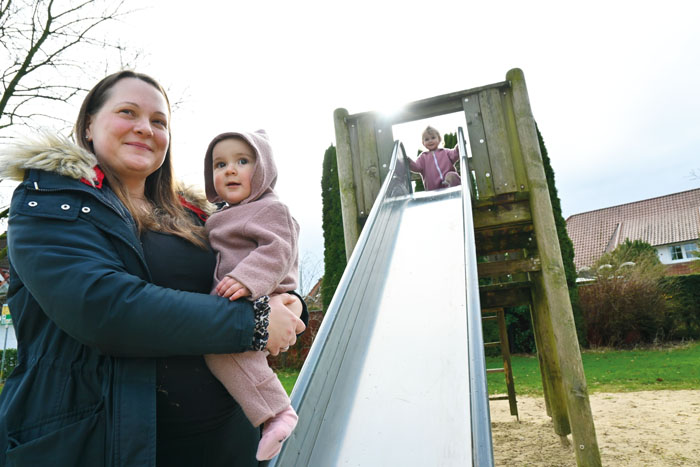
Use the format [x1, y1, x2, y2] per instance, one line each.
[0, 133, 99, 184]
[0, 133, 214, 215]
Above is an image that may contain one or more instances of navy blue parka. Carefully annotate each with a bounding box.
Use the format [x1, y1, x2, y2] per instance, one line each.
[0, 136, 278, 466]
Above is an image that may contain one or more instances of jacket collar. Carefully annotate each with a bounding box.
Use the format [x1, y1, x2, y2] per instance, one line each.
[1, 132, 214, 215]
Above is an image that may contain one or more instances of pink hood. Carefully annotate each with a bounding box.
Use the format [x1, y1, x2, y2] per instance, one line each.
[204, 129, 278, 204]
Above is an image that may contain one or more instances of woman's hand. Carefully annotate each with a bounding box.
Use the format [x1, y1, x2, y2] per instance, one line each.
[266, 293, 305, 356]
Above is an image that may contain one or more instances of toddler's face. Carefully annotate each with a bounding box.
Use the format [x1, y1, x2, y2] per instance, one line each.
[212, 138, 257, 205]
[422, 132, 440, 151]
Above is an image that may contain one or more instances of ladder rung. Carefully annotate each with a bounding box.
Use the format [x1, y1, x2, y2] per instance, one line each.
[487, 368, 505, 374]
[484, 341, 501, 347]
[489, 395, 510, 401]
[482, 315, 498, 321]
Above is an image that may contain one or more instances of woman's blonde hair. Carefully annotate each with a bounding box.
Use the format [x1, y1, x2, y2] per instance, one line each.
[74, 70, 208, 248]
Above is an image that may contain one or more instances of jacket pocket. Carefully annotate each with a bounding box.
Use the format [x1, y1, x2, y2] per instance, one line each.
[6, 402, 106, 467]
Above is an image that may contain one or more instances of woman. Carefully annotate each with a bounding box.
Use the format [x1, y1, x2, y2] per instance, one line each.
[0, 71, 306, 466]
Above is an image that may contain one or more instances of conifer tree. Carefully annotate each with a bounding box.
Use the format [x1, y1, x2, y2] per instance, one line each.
[320, 145, 346, 310]
[537, 126, 587, 346]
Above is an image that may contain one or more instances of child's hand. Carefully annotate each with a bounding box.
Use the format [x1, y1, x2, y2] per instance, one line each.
[216, 277, 251, 301]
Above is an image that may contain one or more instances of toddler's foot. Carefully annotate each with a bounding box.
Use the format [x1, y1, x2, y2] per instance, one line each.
[256, 405, 298, 461]
[444, 172, 461, 187]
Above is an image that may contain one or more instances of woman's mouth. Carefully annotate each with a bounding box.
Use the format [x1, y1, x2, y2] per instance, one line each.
[126, 142, 152, 151]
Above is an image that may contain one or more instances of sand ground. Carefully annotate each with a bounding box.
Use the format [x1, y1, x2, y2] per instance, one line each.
[490, 390, 700, 466]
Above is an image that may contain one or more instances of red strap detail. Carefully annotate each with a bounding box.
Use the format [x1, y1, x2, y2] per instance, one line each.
[179, 195, 208, 222]
[80, 166, 105, 189]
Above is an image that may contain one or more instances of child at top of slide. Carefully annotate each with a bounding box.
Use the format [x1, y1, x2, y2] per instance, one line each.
[408, 125, 461, 190]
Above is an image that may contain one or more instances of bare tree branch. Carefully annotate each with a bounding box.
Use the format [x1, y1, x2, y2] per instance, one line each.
[0, 0, 139, 136]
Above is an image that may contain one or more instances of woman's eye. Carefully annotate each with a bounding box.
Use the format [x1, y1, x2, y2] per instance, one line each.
[152, 119, 168, 128]
[118, 109, 135, 116]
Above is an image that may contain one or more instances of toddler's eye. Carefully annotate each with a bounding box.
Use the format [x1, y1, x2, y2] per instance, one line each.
[215, 162, 226, 169]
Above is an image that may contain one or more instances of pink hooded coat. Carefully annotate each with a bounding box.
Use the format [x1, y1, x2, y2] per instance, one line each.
[409, 147, 461, 191]
[203, 130, 299, 299]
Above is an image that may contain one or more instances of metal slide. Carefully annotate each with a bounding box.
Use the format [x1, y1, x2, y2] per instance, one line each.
[269, 129, 494, 466]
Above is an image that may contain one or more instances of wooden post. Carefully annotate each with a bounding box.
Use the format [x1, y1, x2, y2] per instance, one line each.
[507, 68, 601, 466]
[495, 308, 518, 418]
[357, 117, 382, 218]
[530, 276, 571, 435]
[334, 108, 360, 259]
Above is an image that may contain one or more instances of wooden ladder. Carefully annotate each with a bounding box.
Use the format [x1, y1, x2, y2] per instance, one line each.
[482, 307, 518, 420]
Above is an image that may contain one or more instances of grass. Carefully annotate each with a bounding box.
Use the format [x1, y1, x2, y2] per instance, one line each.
[2, 342, 697, 398]
[276, 369, 300, 395]
[274, 341, 700, 396]
[483, 341, 700, 395]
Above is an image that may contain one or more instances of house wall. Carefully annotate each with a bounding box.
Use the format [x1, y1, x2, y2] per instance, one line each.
[655, 241, 699, 265]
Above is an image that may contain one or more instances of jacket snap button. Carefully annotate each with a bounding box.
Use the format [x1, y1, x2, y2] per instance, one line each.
[28, 201, 38, 207]
[81, 207, 91, 213]
[61, 204, 70, 210]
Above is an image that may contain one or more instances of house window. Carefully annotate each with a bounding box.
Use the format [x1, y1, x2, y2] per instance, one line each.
[670, 243, 699, 261]
[684, 243, 698, 258]
[671, 245, 683, 260]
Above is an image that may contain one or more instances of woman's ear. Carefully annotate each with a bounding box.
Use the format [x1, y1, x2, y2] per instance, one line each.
[85, 117, 94, 142]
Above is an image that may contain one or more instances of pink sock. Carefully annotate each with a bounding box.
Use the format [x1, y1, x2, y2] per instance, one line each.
[256, 405, 298, 461]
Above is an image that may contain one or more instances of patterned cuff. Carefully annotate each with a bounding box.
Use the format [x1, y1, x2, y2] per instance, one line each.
[250, 295, 270, 351]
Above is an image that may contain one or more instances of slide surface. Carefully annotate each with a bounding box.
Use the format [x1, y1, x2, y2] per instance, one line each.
[271, 133, 493, 466]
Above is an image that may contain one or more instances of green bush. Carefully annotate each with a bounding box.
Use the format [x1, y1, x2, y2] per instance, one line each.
[580, 240, 668, 347]
[661, 274, 700, 340]
[504, 306, 536, 353]
[1, 348, 17, 380]
[481, 306, 536, 356]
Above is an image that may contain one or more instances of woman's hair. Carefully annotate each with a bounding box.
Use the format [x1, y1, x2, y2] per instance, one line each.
[74, 70, 207, 248]
[422, 125, 441, 142]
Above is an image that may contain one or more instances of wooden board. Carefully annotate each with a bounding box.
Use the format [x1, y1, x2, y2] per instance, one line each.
[462, 94, 495, 199]
[374, 119, 395, 183]
[473, 199, 532, 229]
[479, 88, 516, 195]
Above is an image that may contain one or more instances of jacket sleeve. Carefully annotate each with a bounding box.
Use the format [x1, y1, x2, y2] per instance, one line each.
[225, 203, 298, 299]
[445, 147, 460, 164]
[408, 154, 422, 173]
[8, 204, 256, 358]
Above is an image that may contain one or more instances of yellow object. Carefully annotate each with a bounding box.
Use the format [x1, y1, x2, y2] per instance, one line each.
[1, 304, 10, 325]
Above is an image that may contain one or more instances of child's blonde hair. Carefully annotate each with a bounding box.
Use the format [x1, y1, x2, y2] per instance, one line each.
[422, 125, 441, 142]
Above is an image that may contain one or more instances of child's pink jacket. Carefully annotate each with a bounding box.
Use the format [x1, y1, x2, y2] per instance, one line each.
[204, 130, 299, 299]
[409, 147, 460, 191]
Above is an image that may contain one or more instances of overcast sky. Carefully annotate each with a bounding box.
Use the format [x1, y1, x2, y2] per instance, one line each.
[4, 0, 699, 286]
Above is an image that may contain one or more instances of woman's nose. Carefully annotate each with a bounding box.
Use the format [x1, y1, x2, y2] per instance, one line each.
[134, 118, 154, 136]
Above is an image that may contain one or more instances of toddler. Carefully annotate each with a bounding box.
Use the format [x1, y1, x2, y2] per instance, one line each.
[203, 130, 300, 461]
[408, 125, 461, 190]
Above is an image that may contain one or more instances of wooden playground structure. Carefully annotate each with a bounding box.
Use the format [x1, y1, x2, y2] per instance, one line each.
[332, 68, 602, 466]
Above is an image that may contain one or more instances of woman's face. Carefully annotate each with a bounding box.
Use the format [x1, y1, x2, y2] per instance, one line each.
[86, 77, 170, 184]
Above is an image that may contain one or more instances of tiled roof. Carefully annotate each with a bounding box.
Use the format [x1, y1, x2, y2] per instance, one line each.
[566, 188, 700, 269]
